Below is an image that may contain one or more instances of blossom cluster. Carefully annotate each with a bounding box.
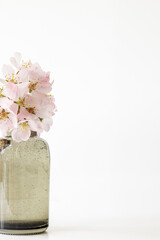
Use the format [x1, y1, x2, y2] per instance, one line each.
[0, 53, 56, 142]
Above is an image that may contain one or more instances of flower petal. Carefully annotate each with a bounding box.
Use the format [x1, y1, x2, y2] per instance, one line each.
[10, 57, 19, 69]
[0, 97, 14, 109]
[10, 52, 22, 69]
[28, 118, 43, 133]
[2, 64, 15, 77]
[2, 82, 18, 101]
[36, 81, 52, 94]
[42, 118, 53, 132]
[18, 82, 29, 98]
[8, 113, 17, 129]
[0, 121, 9, 137]
[18, 106, 36, 121]
[14, 52, 22, 66]
[17, 66, 29, 82]
[9, 102, 18, 115]
[36, 105, 54, 118]
[11, 127, 22, 142]
[20, 125, 31, 141]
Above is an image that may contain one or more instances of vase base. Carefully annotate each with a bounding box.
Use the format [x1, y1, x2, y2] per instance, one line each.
[0, 220, 48, 235]
[0, 227, 47, 235]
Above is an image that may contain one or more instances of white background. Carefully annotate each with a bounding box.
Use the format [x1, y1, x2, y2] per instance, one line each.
[0, 0, 160, 239]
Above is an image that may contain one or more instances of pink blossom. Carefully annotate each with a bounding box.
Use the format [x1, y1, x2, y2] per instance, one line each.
[12, 118, 43, 142]
[29, 63, 50, 80]
[0, 53, 56, 142]
[28, 64, 52, 94]
[0, 108, 17, 137]
[12, 122, 31, 142]
[24, 92, 56, 118]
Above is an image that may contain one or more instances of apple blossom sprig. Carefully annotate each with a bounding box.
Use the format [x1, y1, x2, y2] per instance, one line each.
[0, 52, 56, 142]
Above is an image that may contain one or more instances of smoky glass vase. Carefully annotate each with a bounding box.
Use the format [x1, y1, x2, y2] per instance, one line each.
[0, 132, 50, 235]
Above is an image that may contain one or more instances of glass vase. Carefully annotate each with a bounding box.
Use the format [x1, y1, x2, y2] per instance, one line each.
[0, 132, 50, 235]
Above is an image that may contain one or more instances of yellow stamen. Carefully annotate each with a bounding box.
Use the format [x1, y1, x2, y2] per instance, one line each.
[21, 122, 29, 132]
[0, 109, 8, 119]
[26, 107, 35, 114]
[16, 98, 25, 106]
[29, 82, 38, 93]
[21, 60, 31, 68]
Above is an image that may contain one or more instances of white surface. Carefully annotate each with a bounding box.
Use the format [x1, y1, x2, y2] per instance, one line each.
[1, 218, 160, 240]
[0, 0, 160, 239]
